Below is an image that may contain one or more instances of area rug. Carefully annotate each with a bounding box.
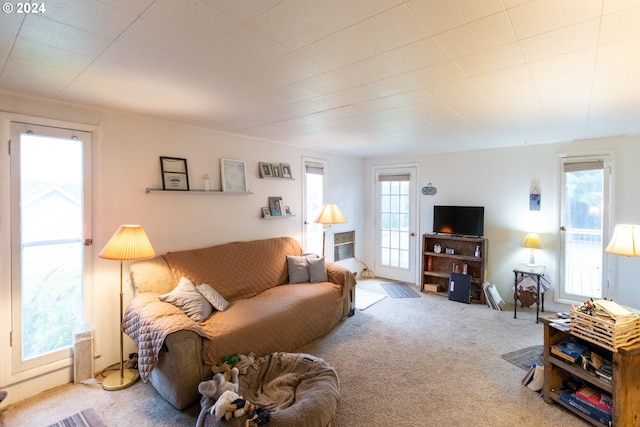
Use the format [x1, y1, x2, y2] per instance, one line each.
[501, 345, 544, 370]
[380, 283, 421, 298]
[47, 408, 106, 427]
[355, 289, 386, 310]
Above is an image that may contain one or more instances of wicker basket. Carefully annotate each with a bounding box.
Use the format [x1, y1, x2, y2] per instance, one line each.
[570, 310, 640, 352]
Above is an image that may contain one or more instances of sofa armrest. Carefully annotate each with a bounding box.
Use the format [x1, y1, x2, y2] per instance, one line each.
[326, 262, 356, 294]
[149, 330, 210, 410]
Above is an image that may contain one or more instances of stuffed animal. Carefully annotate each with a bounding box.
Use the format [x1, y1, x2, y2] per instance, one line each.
[195, 368, 240, 427]
[211, 390, 242, 420]
[246, 406, 271, 427]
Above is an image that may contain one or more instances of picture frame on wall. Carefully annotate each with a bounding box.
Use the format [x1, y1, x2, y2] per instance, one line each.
[268, 196, 283, 216]
[284, 206, 292, 215]
[160, 156, 189, 191]
[271, 164, 282, 178]
[221, 159, 248, 192]
[259, 162, 273, 178]
[280, 163, 292, 179]
[262, 207, 271, 217]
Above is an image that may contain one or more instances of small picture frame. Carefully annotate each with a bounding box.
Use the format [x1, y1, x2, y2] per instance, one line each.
[259, 162, 273, 178]
[262, 207, 271, 218]
[284, 206, 292, 215]
[280, 163, 292, 179]
[271, 164, 282, 178]
[160, 156, 189, 191]
[268, 196, 282, 216]
[221, 159, 248, 192]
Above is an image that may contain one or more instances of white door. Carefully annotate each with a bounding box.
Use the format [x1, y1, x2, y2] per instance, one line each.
[559, 156, 610, 301]
[374, 166, 418, 283]
[9, 122, 92, 378]
[302, 159, 326, 255]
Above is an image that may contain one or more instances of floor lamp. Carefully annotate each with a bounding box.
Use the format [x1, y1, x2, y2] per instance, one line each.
[314, 203, 347, 256]
[605, 224, 640, 257]
[99, 224, 155, 391]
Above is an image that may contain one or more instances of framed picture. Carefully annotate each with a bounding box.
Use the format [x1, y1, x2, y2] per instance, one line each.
[280, 163, 292, 179]
[221, 159, 248, 192]
[262, 207, 271, 217]
[160, 156, 189, 191]
[259, 162, 273, 178]
[284, 206, 292, 215]
[271, 163, 282, 178]
[268, 196, 282, 216]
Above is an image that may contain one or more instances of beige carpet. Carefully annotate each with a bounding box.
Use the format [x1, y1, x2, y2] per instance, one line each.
[0, 279, 589, 427]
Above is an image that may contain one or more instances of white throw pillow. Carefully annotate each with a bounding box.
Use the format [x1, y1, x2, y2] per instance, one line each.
[196, 283, 229, 311]
[308, 256, 328, 283]
[158, 277, 212, 322]
[287, 255, 310, 283]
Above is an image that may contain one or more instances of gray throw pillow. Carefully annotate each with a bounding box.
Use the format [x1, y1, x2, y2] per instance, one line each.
[196, 283, 229, 311]
[158, 276, 212, 322]
[308, 256, 328, 283]
[287, 255, 310, 283]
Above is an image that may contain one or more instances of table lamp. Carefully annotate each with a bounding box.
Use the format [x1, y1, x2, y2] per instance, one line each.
[99, 224, 155, 390]
[314, 203, 347, 256]
[522, 232, 543, 267]
[605, 224, 640, 257]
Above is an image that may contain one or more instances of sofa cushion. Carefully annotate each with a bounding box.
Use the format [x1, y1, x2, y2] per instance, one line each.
[196, 283, 229, 312]
[159, 277, 212, 322]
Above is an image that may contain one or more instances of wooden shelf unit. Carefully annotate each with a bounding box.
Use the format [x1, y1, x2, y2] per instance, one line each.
[541, 316, 640, 427]
[421, 234, 487, 302]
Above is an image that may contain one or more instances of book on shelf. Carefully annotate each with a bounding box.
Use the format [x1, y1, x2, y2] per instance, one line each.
[559, 392, 612, 425]
[595, 365, 613, 382]
[575, 386, 613, 412]
[551, 337, 587, 363]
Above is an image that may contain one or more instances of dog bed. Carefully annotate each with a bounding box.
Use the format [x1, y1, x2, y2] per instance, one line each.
[203, 352, 340, 427]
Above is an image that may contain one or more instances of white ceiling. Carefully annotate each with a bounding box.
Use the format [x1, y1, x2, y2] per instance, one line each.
[1, 0, 640, 157]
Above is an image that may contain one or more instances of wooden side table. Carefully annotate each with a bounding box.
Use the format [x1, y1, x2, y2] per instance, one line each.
[513, 263, 546, 323]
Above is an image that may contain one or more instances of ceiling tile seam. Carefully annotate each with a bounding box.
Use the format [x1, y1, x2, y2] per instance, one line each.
[0, 15, 25, 76]
[53, 0, 159, 99]
[584, 0, 605, 135]
[503, 5, 552, 139]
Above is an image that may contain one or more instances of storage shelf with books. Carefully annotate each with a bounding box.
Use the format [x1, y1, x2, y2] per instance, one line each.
[541, 316, 640, 427]
[421, 234, 487, 303]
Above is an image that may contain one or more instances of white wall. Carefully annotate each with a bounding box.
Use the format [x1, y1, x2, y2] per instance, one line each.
[365, 137, 640, 311]
[0, 91, 364, 405]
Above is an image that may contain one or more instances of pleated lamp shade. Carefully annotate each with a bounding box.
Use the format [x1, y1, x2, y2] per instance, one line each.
[99, 225, 156, 261]
[314, 203, 347, 225]
[605, 224, 640, 257]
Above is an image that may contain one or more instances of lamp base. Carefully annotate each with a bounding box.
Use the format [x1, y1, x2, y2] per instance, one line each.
[102, 368, 140, 391]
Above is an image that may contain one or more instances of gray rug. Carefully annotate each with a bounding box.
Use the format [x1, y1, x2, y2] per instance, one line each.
[501, 345, 544, 370]
[47, 408, 105, 427]
[380, 283, 421, 298]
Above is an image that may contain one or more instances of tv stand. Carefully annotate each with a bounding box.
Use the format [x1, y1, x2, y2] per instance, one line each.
[421, 234, 487, 303]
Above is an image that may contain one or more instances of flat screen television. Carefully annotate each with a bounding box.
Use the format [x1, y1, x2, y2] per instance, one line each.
[433, 205, 484, 237]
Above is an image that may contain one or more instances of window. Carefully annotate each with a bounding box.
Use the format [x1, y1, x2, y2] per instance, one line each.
[303, 160, 325, 255]
[9, 121, 92, 378]
[559, 156, 610, 301]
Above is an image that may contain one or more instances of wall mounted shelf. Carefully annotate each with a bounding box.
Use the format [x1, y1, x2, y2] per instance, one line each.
[145, 188, 253, 194]
[262, 215, 296, 220]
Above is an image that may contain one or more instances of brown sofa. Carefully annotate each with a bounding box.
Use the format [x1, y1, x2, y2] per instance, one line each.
[123, 237, 355, 409]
